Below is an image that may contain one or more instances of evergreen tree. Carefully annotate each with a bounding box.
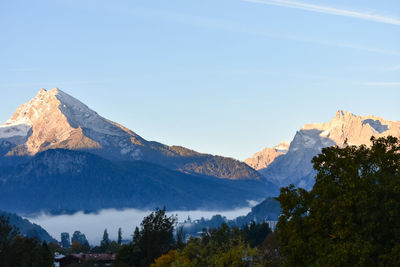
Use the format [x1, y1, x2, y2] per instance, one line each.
[133, 227, 140, 245]
[116, 208, 177, 266]
[100, 228, 110, 251]
[61, 232, 70, 248]
[0, 216, 19, 265]
[118, 228, 122, 245]
[138, 207, 177, 266]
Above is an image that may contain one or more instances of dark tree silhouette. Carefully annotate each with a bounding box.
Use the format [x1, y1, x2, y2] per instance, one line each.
[277, 136, 400, 266]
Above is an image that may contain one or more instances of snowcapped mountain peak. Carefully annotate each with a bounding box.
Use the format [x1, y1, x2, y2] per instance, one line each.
[0, 88, 146, 157]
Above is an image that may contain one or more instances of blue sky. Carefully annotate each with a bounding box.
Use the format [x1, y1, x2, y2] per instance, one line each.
[1, 0, 399, 160]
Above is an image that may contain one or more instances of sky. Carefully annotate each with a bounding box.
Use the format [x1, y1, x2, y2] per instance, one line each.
[1, 0, 399, 160]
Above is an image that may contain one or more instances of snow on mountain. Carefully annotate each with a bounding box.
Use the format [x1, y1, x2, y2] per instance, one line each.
[250, 110, 400, 189]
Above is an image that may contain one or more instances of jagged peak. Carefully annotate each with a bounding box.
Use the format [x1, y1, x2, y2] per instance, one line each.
[335, 110, 355, 119]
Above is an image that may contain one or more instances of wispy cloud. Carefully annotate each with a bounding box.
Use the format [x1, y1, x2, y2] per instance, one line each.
[362, 82, 400, 87]
[242, 0, 400, 26]
[134, 7, 400, 57]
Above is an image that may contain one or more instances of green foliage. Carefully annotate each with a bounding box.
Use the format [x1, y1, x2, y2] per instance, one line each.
[277, 136, 400, 266]
[170, 223, 261, 267]
[115, 207, 177, 267]
[118, 227, 122, 245]
[0, 215, 53, 267]
[242, 221, 272, 247]
[69, 240, 90, 253]
[260, 231, 283, 267]
[138, 208, 177, 266]
[115, 209, 274, 266]
[115, 243, 143, 267]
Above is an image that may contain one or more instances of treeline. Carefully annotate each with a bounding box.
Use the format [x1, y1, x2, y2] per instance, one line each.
[112, 208, 278, 267]
[0, 216, 54, 267]
[59, 228, 122, 254]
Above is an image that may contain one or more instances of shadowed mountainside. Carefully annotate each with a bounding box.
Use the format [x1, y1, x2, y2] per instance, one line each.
[0, 149, 278, 214]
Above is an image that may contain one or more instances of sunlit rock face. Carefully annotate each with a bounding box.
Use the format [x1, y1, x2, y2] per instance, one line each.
[0, 88, 141, 158]
[244, 141, 290, 170]
[301, 110, 400, 147]
[248, 110, 400, 189]
[0, 88, 262, 181]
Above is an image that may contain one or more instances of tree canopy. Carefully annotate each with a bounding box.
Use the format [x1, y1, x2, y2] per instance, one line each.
[115, 207, 177, 267]
[277, 136, 400, 266]
[0, 215, 53, 267]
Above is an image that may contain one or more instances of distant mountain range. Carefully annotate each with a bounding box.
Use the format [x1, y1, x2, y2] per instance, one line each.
[0, 88, 277, 213]
[245, 110, 400, 189]
[2, 88, 398, 214]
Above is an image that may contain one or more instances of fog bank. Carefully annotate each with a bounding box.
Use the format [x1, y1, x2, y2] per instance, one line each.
[27, 207, 252, 245]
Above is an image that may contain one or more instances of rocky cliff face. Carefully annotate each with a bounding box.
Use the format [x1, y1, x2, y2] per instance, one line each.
[244, 141, 289, 170]
[0, 88, 261, 180]
[249, 110, 400, 189]
[301, 110, 400, 147]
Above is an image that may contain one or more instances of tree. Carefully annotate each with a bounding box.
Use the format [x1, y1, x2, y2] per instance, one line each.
[132, 227, 140, 245]
[138, 207, 177, 266]
[0, 216, 53, 267]
[261, 231, 283, 267]
[242, 221, 272, 247]
[71, 230, 89, 246]
[150, 250, 176, 267]
[100, 228, 110, 251]
[0, 216, 19, 266]
[61, 232, 71, 248]
[175, 226, 186, 249]
[170, 223, 261, 266]
[277, 136, 400, 266]
[69, 240, 90, 254]
[115, 207, 177, 267]
[118, 228, 122, 245]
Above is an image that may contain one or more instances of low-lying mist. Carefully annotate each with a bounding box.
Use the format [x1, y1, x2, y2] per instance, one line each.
[27, 207, 253, 245]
